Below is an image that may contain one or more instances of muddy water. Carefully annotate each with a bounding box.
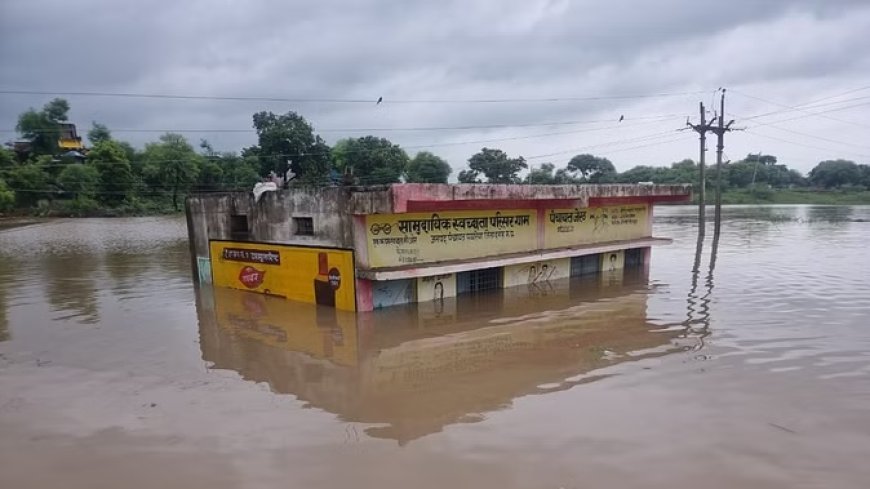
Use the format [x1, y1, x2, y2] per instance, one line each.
[1, 207, 869, 489]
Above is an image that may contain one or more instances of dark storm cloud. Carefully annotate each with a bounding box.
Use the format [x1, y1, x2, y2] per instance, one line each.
[1, 0, 868, 172]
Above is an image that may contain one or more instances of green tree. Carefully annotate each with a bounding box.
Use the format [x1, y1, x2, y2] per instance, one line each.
[0, 179, 14, 212]
[87, 140, 135, 205]
[406, 151, 451, 183]
[858, 164, 870, 188]
[142, 133, 201, 210]
[57, 164, 99, 199]
[249, 110, 331, 184]
[466, 148, 527, 184]
[333, 136, 409, 185]
[808, 159, 860, 188]
[566, 154, 616, 183]
[6, 164, 51, 207]
[87, 122, 112, 145]
[15, 98, 72, 156]
[0, 147, 15, 168]
[526, 163, 556, 184]
[197, 160, 224, 191]
[43, 98, 70, 122]
[219, 154, 261, 190]
[744, 153, 777, 166]
[457, 169, 480, 183]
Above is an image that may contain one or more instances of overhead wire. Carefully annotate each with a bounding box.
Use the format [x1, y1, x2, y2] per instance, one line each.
[730, 88, 870, 129]
[0, 88, 708, 104]
[0, 113, 682, 135]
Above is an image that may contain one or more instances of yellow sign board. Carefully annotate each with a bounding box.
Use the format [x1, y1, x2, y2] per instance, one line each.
[209, 241, 357, 311]
[365, 210, 537, 268]
[544, 204, 649, 248]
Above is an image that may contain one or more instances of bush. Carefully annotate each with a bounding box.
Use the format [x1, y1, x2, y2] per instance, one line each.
[0, 179, 14, 212]
[55, 197, 100, 217]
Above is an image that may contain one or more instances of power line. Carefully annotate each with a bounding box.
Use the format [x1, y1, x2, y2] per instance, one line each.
[0, 113, 682, 135]
[737, 94, 870, 122]
[0, 88, 708, 104]
[742, 128, 870, 159]
[730, 88, 870, 128]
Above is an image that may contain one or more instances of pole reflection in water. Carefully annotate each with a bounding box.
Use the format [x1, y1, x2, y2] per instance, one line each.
[196, 268, 685, 445]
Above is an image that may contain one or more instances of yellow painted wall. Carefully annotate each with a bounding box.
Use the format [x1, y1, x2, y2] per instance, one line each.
[502, 258, 570, 288]
[416, 273, 457, 302]
[365, 210, 537, 268]
[544, 204, 649, 248]
[212, 287, 358, 367]
[210, 241, 356, 311]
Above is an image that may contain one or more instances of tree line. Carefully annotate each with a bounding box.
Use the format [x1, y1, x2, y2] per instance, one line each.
[2, 98, 868, 215]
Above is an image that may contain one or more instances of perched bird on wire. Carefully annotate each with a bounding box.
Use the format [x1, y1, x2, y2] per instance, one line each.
[618, 115, 624, 122]
[376, 96, 383, 105]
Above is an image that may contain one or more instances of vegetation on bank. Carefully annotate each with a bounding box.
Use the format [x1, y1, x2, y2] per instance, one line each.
[2, 98, 869, 217]
[709, 188, 870, 205]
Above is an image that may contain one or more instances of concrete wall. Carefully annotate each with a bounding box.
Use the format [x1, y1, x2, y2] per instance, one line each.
[186, 187, 356, 261]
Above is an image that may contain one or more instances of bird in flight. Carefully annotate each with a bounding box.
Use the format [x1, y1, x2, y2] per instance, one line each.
[618, 115, 624, 122]
[376, 96, 383, 105]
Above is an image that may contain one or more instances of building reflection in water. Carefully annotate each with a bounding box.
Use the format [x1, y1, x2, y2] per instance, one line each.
[197, 268, 684, 445]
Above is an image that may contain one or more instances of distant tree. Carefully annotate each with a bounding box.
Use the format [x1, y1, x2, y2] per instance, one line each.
[0, 147, 15, 168]
[858, 164, 870, 188]
[43, 98, 70, 122]
[57, 164, 99, 199]
[196, 161, 224, 191]
[526, 163, 556, 184]
[142, 133, 201, 210]
[457, 169, 480, 183]
[808, 159, 860, 188]
[17, 113, 57, 156]
[87, 122, 112, 145]
[6, 164, 51, 207]
[220, 155, 261, 190]
[566, 154, 617, 183]
[0, 179, 14, 211]
[744, 153, 777, 166]
[467, 147, 527, 184]
[554, 167, 580, 184]
[616, 165, 667, 183]
[249, 110, 331, 184]
[333, 136, 409, 185]
[406, 151, 451, 183]
[116, 141, 139, 163]
[87, 140, 135, 205]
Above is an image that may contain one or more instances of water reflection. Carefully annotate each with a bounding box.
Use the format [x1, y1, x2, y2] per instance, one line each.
[198, 269, 686, 444]
[41, 253, 101, 324]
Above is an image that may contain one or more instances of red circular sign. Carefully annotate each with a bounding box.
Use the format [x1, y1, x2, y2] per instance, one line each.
[238, 266, 266, 289]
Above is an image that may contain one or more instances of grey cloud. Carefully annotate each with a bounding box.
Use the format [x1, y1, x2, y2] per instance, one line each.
[1, 0, 869, 174]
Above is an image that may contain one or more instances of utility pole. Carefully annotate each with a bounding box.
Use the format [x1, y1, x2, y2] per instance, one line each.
[709, 89, 734, 242]
[687, 102, 715, 247]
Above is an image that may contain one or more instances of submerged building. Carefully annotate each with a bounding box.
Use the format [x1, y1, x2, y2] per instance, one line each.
[185, 183, 691, 312]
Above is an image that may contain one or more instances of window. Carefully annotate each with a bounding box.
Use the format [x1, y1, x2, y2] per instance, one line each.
[457, 267, 503, 294]
[294, 217, 314, 236]
[625, 248, 644, 269]
[230, 215, 249, 240]
[570, 254, 601, 276]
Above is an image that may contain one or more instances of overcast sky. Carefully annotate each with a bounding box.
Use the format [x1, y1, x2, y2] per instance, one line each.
[1, 0, 868, 176]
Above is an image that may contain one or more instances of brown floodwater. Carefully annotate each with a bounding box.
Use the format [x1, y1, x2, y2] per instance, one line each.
[1, 206, 869, 489]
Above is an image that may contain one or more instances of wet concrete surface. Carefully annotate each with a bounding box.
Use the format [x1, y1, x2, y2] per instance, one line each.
[1, 208, 870, 488]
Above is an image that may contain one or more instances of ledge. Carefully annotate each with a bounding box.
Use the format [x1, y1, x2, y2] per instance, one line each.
[356, 237, 671, 281]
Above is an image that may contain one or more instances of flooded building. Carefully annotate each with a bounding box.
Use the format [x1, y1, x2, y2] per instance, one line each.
[185, 183, 691, 312]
